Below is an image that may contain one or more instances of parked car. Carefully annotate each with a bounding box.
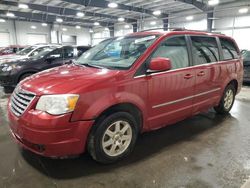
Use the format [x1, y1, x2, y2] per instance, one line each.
[8, 30, 243, 163]
[0, 45, 26, 56]
[0, 44, 60, 63]
[242, 50, 250, 82]
[77, 46, 91, 57]
[0, 45, 77, 93]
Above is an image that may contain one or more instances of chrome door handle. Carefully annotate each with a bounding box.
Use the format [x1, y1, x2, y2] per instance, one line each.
[184, 74, 194, 79]
[197, 71, 205, 76]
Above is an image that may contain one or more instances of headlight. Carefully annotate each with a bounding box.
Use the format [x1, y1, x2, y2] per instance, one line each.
[36, 94, 79, 115]
[1, 65, 13, 72]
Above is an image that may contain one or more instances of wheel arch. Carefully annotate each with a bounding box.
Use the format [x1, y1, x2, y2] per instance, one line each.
[17, 70, 37, 82]
[94, 102, 144, 133]
[227, 79, 238, 93]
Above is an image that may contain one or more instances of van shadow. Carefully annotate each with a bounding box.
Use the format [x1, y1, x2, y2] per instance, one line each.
[21, 111, 238, 180]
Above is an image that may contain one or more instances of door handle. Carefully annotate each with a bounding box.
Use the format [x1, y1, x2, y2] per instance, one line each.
[197, 71, 205, 76]
[184, 74, 194, 79]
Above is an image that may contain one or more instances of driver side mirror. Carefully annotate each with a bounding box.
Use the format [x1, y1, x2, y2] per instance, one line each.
[147, 57, 172, 73]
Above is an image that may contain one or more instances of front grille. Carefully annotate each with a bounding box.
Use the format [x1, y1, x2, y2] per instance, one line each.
[10, 87, 36, 117]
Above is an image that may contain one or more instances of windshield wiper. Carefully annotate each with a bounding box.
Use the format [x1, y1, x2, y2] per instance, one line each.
[82, 63, 105, 69]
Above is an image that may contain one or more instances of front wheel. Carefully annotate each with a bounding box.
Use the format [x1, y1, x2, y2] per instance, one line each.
[88, 112, 138, 164]
[214, 84, 236, 114]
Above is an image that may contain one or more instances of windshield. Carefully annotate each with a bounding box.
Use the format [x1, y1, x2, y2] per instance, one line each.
[17, 46, 35, 55]
[31, 47, 58, 60]
[76, 35, 159, 69]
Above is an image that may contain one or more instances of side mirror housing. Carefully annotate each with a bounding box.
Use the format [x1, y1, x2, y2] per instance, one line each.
[147, 57, 172, 73]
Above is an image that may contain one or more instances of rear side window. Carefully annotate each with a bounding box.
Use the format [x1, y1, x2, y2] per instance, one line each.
[152, 36, 189, 70]
[191, 36, 219, 65]
[220, 38, 239, 60]
[63, 47, 74, 58]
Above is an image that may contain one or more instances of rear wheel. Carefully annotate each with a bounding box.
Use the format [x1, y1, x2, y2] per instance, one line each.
[88, 112, 138, 164]
[214, 84, 236, 114]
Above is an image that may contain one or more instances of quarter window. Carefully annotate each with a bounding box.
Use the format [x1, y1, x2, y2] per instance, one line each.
[220, 38, 239, 60]
[191, 36, 219, 65]
[152, 36, 189, 70]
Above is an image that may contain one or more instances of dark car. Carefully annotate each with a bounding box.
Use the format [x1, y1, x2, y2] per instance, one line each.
[0, 45, 77, 93]
[0, 45, 26, 56]
[242, 50, 250, 82]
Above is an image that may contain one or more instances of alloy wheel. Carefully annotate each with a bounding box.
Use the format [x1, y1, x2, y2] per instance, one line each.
[224, 89, 234, 110]
[102, 120, 132, 157]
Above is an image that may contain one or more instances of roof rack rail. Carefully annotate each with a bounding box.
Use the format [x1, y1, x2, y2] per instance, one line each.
[139, 27, 225, 35]
[139, 27, 185, 32]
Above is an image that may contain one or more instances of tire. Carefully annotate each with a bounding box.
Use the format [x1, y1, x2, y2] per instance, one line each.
[214, 84, 236, 114]
[3, 86, 14, 94]
[88, 112, 139, 164]
[19, 73, 33, 82]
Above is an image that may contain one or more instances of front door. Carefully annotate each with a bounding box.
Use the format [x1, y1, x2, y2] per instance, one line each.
[147, 35, 195, 129]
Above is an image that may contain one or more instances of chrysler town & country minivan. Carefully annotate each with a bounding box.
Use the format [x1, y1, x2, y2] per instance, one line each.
[8, 30, 243, 163]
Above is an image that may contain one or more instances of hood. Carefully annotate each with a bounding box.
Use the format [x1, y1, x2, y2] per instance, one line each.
[0, 55, 27, 64]
[20, 64, 121, 95]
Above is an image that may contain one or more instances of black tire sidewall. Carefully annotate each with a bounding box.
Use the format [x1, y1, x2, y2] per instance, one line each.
[91, 112, 138, 163]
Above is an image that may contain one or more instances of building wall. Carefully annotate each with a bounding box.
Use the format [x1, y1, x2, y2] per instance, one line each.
[1, 13, 250, 50]
[169, 14, 207, 30]
[0, 20, 16, 46]
[51, 25, 91, 46]
[0, 20, 91, 46]
[213, 14, 250, 50]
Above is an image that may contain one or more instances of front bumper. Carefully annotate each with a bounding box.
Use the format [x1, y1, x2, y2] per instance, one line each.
[8, 101, 94, 157]
[0, 72, 17, 87]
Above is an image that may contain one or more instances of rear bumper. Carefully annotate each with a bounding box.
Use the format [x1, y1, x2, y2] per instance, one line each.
[8, 103, 94, 157]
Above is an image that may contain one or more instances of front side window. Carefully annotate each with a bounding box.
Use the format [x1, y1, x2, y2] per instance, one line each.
[31, 47, 58, 60]
[76, 35, 159, 69]
[191, 36, 219, 65]
[47, 48, 63, 58]
[30, 47, 49, 57]
[220, 38, 239, 60]
[151, 36, 189, 70]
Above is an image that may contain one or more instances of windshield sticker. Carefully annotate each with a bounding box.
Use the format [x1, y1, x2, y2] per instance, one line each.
[135, 35, 156, 44]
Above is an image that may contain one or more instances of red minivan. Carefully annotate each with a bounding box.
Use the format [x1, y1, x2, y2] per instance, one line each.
[8, 30, 243, 163]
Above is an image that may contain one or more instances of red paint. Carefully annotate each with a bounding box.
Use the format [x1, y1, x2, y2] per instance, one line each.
[8, 31, 243, 157]
[149, 57, 172, 71]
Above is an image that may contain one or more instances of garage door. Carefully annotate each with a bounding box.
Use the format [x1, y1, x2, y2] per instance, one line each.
[0, 32, 11, 46]
[27, 34, 47, 45]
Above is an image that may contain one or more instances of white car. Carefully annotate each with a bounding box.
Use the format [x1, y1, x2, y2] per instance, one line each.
[0, 45, 60, 63]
